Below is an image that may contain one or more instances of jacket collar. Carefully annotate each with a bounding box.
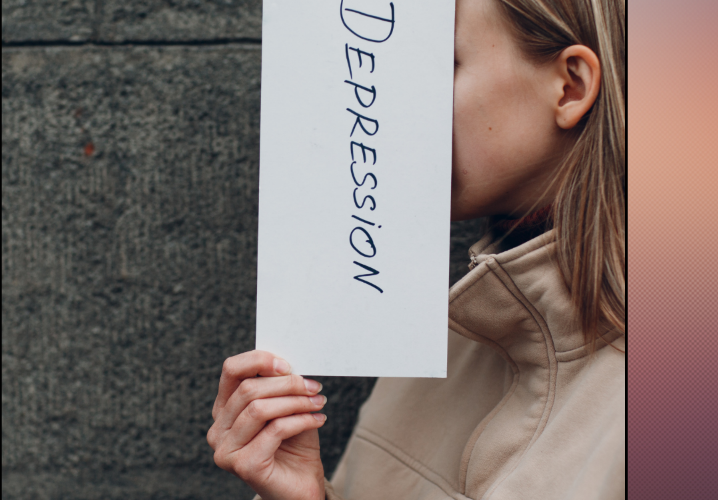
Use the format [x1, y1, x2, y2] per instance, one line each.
[448, 229, 621, 367]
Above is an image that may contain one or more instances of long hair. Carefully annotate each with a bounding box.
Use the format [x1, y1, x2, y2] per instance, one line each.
[496, 0, 626, 349]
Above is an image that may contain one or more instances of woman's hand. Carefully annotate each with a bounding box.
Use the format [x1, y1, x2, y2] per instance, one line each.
[207, 350, 327, 500]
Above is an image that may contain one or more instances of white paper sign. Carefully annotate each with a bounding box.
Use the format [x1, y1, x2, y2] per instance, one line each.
[256, 0, 455, 377]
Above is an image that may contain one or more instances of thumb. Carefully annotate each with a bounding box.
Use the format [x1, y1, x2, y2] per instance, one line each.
[282, 426, 322, 461]
[248, 413, 325, 462]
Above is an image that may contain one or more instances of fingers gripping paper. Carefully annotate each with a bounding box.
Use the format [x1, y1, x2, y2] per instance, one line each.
[256, 0, 455, 377]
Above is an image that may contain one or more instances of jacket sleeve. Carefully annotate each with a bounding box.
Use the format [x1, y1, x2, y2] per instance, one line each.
[324, 478, 345, 500]
[251, 478, 345, 500]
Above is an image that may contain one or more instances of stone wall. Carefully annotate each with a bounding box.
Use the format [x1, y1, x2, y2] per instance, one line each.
[2, 2, 486, 498]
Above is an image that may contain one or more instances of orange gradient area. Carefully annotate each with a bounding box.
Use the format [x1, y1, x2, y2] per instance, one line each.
[629, 0, 718, 498]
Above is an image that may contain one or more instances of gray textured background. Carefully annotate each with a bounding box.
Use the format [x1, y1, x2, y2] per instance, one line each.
[1, 1, 485, 498]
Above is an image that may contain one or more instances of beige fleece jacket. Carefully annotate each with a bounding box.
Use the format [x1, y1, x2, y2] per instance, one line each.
[254, 228, 625, 499]
[327, 229, 625, 499]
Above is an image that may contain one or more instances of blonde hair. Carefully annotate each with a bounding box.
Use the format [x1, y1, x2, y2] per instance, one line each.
[497, 0, 626, 349]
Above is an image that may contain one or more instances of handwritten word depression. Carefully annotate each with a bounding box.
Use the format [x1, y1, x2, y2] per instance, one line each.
[341, 0, 395, 294]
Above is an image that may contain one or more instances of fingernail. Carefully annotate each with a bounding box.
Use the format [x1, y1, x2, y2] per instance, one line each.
[273, 358, 291, 375]
[304, 379, 322, 393]
[310, 395, 327, 406]
[313, 413, 327, 422]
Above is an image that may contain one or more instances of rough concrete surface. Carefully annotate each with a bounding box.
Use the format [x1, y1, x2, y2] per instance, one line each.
[2, 0, 96, 43]
[2, 0, 262, 43]
[2, 44, 266, 499]
[2, 4, 487, 499]
[98, 1, 262, 42]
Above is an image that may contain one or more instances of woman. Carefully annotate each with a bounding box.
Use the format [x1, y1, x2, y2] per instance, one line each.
[206, 0, 626, 498]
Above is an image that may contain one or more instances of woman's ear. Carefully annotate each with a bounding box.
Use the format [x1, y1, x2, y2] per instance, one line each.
[552, 45, 601, 129]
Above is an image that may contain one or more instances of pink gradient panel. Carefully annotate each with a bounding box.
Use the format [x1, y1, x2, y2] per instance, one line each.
[629, 0, 718, 498]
